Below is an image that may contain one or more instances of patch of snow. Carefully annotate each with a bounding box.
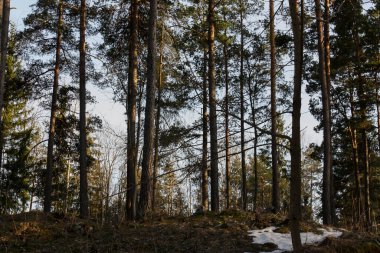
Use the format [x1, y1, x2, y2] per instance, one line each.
[248, 226, 342, 253]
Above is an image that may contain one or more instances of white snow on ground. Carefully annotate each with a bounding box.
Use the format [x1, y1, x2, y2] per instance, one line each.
[248, 226, 342, 253]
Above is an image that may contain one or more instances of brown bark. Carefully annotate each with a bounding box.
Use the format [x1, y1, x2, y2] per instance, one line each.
[314, 0, 332, 225]
[239, 1, 247, 211]
[201, 49, 209, 211]
[152, 26, 164, 211]
[288, 0, 303, 251]
[44, 0, 63, 213]
[269, 0, 279, 213]
[79, 0, 88, 219]
[208, 0, 219, 212]
[126, 0, 139, 220]
[324, 0, 335, 225]
[223, 35, 230, 210]
[138, 0, 157, 218]
[0, 0, 10, 186]
[248, 71, 258, 211]
[349, 88, 362, 224]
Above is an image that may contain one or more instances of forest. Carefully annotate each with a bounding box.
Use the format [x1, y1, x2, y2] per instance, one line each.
[0, 0, 379, 252]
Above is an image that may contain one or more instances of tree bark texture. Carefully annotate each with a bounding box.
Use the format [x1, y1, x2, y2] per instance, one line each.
[288, 0, 303, 251]
[79, 0, 89, 219]
[239, 3, 247, 211]
[152, 27, 164, 211]
[126, 0, 139, 220]
[223, 39, 230, 210]
[0, 0, 10, 179]
[314, 0, 333, 225]
[270, 0, 279, 213]
[323, 0, 335, 223]
[208, 0, 219, 212]
[138, 0, 157, 218]
[201, 49, 209, 211]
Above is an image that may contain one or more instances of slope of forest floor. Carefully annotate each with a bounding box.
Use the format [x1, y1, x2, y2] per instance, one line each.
[0, 210, 379, 253]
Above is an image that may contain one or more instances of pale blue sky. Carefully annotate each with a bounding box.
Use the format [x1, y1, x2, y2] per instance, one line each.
[9, 0, 321, 146]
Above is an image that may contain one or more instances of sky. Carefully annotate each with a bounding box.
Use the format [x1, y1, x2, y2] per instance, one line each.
[11, 0, 127, 132]
[9, 0, 322, 147]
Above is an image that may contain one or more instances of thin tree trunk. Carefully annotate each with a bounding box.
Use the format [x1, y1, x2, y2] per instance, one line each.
[0, 0, 10, 194]
[201, 49, 209, 211]
[270, 0, 279, 213]
[223, 34, 230, 210]
[126, 0, 139, 221]
[64, 159, 71, 214]
[324, 0, 335, 224]
[44, 0, 63, 213]
[208, 0, 219, 212]
[314, 0, 332, 225]
[349, 87, 361, 224]
[239, 1, 247, 211]
[248, 71, 258, 211]
[79, 0, 88, 219]
[288, 0, 303, 251]
[136, 80, 143, 166]
[152, 26, 164, 211]
[362, 132, 371, 229]
[138, 0, 157, 218]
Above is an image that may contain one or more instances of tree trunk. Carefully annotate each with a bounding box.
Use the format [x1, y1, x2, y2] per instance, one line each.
[0, 0, 10, 190]
[239, 2, 247, 211]
[152, 26, 164, 211]
[314, 0, 332, 225]
[248, 73, 258, 211]
[79, 0, 88, 219]
[44, 0, 63, 213]
[362, 132, 371, 229]
[201, 49, 209, 211]
[269, 0, 279, 213]
[349, 87, 361, 224]
[288, 0, 303, 251]
[126, 0, 139, 221]
[324, 0, 335, 224]
[208, 0, 219, 212]
[138, 0, 157, 218]
[223, 35, 230, 210]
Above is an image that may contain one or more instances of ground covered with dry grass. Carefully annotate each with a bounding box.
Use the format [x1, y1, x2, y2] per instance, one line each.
[0, 210, 379, 253]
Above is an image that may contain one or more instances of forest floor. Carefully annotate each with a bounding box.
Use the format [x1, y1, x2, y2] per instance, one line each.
[0, 210, 379, 253]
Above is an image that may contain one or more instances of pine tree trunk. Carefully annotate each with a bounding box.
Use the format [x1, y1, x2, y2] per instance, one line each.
[152, 28, 163, 211]
[349, 88, 361, 224]
[0, 0, 10, 185]
[201, 49, 209, 211]
[223, 38, 230, 210]
[208, 0, 219, 212]
[314, 0, 332, 225]
[44, 0, 63, 213]
[79, 0, 89, 219]
[324, 0, 335, 224]
[138, 0, 157, 218]
[288, 0, 303, 251]
[126, 0, 139, 220]
[239, 2, 247, 211]
[270, 0, 279, 213]
[362, 132, 371, 229]
[248, 76, 258, 211]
